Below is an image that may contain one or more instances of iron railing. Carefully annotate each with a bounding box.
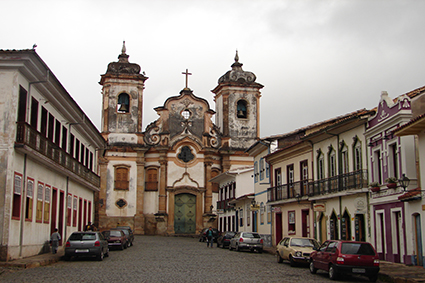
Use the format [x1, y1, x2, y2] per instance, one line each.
[267, 170, 368, 202]
[216, 198, 235, 211]
[15, 122, 100, 187]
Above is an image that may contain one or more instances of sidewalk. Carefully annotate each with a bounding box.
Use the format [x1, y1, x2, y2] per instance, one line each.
[2, 247, 425, 282]
[263, 246, 425, 283]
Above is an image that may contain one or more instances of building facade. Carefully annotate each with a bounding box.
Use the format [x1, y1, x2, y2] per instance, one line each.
[97, 45, 263, 236]
[0, 49, 104, 260]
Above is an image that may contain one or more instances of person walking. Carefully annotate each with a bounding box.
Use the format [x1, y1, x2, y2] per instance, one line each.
[50, 228, 61, 254]
[206, 227, 214, 248]
[84, 221, 96, 231]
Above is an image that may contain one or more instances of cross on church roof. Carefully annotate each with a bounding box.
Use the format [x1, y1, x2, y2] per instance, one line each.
[182, 69, 192, 89]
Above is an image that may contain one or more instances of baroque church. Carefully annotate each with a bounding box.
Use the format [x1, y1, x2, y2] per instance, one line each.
[96, 43, 263, 235]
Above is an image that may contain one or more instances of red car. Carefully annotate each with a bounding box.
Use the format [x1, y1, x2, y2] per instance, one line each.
[102, 230, 127, 250]
[309, 240, 380, 282]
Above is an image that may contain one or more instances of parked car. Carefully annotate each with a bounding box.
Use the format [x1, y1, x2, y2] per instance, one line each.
[276, 236, 320, 266]
[217, 231, 236, 248]
[198, 228, 220, 243]
[112, 227, 134, 247]
[309, 240, 380, 282]
[229, 232, 263, 253]
[102, 230, 127, 250]
[65, 231, 109, 261]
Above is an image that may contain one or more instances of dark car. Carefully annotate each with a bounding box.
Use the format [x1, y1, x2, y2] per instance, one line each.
[199, 228, 220, 243]
[217, 231, 236, 248]
[113, 227, 134, 247]
[65, 231, 109, 261]
[102, 230, 127, 250]
[309, 240, 380, 282]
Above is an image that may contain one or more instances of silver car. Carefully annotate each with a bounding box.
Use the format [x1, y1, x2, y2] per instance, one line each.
[229, 232, 263, 253]
[65, 231, 109, 261]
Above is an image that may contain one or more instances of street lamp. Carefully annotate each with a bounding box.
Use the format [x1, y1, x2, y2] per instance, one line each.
[398, 174, 410, 191]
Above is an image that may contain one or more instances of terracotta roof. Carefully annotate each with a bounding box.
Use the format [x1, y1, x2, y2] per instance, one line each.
[394, 112, 425, 135]
[398, 187, 422, 201]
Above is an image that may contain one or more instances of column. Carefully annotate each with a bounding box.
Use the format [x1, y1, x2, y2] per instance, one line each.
[158, 150, 168, 214]
[134, 149, 147, 234]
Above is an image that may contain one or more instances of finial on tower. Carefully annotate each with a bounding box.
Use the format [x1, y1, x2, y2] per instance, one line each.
[235, 50, 239, 63]
[121, 41, 127, 55]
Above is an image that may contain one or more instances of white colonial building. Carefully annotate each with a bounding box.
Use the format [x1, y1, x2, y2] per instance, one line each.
[0, 49, 105, 260]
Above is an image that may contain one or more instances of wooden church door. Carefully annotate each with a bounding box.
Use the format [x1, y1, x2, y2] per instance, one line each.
[174, 193, 196, 234]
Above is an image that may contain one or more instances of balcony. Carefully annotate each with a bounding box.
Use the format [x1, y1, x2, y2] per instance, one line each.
[15, 122, 100, 188]
[267, 180, 312, 202]
[267, 170, 368, 202]
[216, 198, 235, 211]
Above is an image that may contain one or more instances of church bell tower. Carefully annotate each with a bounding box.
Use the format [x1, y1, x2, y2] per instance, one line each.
[212, 51, 263, 150]
[99, 42, 148, 142]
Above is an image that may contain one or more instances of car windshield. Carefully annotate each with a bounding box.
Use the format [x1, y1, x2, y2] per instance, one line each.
[243, 233, 260, 238]
[226, 232, 235, 237]
[69, 233, 96, 241]
[117, 229, 129, 236]
[110, 230, 122, 237]
[290, 238, 318, 248]
[341, 243, 376, 255]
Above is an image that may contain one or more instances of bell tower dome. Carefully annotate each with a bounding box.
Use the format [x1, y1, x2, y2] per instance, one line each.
[211, 51, 263, 150]
[100, 42, 148, 144]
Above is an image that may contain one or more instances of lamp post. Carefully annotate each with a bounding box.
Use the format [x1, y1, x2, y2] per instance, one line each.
[398, 174, 410, 191]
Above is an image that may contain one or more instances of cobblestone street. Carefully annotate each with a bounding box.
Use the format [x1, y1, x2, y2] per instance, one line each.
[0, 236, 382, 282]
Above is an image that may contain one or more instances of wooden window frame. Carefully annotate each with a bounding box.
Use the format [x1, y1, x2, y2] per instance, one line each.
[72, 195, 77, 227]
[12, 172, 23, 220]
[25, 177, 34, 221]
[145, 166, 158, 191]
[288, 210, 296, 235]
[67, 193, 72, 226]
[36, 182, 44, 223]
[114, 164, 130, 190]
[43, 185, 51, 224]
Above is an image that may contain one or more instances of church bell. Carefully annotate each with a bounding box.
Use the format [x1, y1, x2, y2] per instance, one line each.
[118, 103, 129, 112]
[238, 110, 244, 117]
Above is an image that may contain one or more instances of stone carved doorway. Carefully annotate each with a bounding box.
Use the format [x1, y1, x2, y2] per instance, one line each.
[174, 193, 196, 234]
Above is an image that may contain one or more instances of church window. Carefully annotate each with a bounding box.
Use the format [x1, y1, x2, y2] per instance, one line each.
[114, 165, 130, 190]
[116, 198, 127, 208]
[181, 109, 191, 120]
[117, 93, 130, 113]
[145, 167, 158, 191]
[236, 100, 248, 118]
[178, 146, 195, 163]
[211, 169, 220, 193]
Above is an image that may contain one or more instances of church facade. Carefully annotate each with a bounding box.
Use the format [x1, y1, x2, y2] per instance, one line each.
[96, 43, 263, 235]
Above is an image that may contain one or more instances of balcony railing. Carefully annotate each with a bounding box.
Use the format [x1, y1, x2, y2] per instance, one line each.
[267, 180, 313, 202]
[309, 170, 368, 197]
[216, 198, 235, 211]
[267, 170, 368, 202]
[15, 122, 100, 187]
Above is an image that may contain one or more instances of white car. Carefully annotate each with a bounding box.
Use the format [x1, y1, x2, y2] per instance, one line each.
[229, 232, 263, 253]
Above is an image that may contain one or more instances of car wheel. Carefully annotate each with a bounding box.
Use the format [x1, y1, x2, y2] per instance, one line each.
[258, 248, 263, 254]
[105, 248, 110, 257]
[120, 243, 125, 250]
[289, 255, 296, 267]
[127, 241, 131, 248]
[235, 244, 239, 252]
[277, 253, 283, 263]
[97, 250, 104, 261]
[368, 274, 378, 282]
[229, 244, 233, 251]
[329, 264, 338, 280]
[63, 255, 71, 261]
[309, 260, 317, 274]
[217, 242, 220, 248]
[124, 242, 128, 249]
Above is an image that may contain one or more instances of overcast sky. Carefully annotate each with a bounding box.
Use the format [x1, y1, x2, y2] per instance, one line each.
[3, 0, 425, 137]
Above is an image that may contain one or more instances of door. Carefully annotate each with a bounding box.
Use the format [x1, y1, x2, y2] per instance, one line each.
[50, 188, 57, 236]
[174, 193, 196, 234]
[415, 214, 423, 266]
[355, 214, 365, 241]
[253, 211, 258, 232]
[302, 209, 310, 237]
[275, 212, 283, 245]
[58, 191, 65, 245]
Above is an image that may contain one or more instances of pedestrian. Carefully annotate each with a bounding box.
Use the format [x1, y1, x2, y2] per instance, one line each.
[206, 227, 214, 248]
[84, 221, 96, 231]
[50, 228, 61, 254]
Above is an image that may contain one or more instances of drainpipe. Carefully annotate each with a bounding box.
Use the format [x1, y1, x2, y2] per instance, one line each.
[19, 154, 27, 257]
[64, 176, 69, 250]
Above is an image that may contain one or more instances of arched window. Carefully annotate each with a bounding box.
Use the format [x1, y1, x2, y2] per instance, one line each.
[117, 93, 130, 113]
[114, 165, 130, 190]
[352, 137, 362, 171]
[145, 167, 158, 191]
[236, 100, 247, 118]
